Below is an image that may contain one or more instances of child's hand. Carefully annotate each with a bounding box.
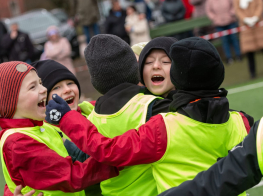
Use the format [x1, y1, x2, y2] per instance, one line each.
[45, 94, 71, 125]
[14, 185, 43, 196]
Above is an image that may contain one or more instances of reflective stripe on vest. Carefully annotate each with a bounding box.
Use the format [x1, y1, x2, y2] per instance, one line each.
[0, 127, 85, 196]
[257, 117, 263, 174]
[152, 111, 247, 196]
[88, 93, 160, 196]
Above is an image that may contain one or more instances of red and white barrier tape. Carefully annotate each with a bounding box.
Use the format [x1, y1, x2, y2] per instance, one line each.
[74, 21, 263, 73]
[200, 21, 263, 41]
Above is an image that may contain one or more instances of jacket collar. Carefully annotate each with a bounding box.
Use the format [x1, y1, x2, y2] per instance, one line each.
[95, 83, 145, 114]
[0, 118, 43, 129]
[170, 89, 230, 124]
[0, 118, 43, 139]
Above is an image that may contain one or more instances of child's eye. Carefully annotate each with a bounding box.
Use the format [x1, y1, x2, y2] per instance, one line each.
[68, 82, 74, 85]
[163, 62, 171, 64]
[53, 86, 59, 90]
[30, 85, 35, 90]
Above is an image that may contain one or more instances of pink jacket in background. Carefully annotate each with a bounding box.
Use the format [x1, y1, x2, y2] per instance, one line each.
[206, 0, 236, 26]
[190, 0, 207, 18]
[44, 37, 76, 75]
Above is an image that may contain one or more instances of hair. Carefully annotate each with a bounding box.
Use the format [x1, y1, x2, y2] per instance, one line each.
[127, 5, 137, 13]
[46, 26, 60, 38]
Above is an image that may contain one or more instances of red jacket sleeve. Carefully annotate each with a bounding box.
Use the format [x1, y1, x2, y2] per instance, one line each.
[239, 112, 251, 134]
[60, 111, 167, 167]
[3, 133, 118, 192]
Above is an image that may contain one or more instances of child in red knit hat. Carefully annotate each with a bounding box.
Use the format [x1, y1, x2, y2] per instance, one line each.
[0, 61, 118, 196]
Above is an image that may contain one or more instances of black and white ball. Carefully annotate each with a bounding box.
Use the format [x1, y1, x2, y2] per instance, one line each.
[49, 109, 61, 121]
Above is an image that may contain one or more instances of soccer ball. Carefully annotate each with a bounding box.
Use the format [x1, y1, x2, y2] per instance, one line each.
[49, 109, 61, 121]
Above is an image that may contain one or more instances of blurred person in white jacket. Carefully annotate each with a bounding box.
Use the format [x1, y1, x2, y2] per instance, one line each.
[125, 5, 151, 46]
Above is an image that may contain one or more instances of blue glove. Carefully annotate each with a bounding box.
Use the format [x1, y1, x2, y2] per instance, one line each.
[45, 94, 71, 125]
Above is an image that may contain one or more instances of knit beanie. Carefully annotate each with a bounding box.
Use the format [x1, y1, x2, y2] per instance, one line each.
[170, 37, 225, 91]
[0, 61, 35, 118]
[31, 60, 81, 99]
[131, 42, 148, 56]
[84, 34, 139, 95]
[138, 37, 177, 85]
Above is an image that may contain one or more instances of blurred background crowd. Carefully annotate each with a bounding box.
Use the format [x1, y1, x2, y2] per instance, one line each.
[0, 0, 263, 99]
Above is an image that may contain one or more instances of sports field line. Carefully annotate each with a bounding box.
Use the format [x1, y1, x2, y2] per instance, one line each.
[253, 180, 263, 188]
[228, 81, 263, 95]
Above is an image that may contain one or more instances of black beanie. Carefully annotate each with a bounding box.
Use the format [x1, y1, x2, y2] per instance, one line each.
[84, 34, 139, 95]
[170, 37, 225, 91]
[31, 60, 81, 99]
[138, 37, 177, 85]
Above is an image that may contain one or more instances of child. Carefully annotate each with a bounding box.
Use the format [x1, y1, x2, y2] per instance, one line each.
[139, 36, 177, 98]
[0, 61, 118, 196]
[160, 119, 263, 196]
[47, 37, 250, 195]
[30, 60, 94, 142]
[83, 34, 178, 196]
[31, 60, 100, 196]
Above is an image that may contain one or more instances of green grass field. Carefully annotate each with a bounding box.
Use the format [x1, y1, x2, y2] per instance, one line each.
[2, 53, 263, 195]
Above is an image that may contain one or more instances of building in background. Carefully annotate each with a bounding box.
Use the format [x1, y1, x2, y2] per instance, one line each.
[0, 0, 25, 18]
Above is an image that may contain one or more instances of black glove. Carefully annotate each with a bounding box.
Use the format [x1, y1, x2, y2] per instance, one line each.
[45, 94, 71, 125]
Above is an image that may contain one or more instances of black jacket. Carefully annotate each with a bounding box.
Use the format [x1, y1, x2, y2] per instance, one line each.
[161, 0, 186, 23]
[104, 9, 130, 44]
[94, 83, 173, 119]
[170, 89, 254, 125]
[0, 21, 8, 57]
[159, 120, 262, 196]
[2, 31, 35, 61]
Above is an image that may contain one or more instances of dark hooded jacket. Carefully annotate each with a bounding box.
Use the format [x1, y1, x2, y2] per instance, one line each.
[2, 31, 35, 61]
[104, 9, 130, 44]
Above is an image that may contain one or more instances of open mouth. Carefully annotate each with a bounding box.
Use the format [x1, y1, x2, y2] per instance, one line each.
[38, 99, 46, 107]
[64, 97, 74, 105]
[151, 75, 165, 84]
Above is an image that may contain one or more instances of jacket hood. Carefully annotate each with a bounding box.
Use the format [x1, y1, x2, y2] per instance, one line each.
[95, 83, 145, 114]
[169, 89, 230, 124]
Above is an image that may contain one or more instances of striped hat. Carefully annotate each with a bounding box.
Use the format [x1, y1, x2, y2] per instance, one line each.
[0, 61, 35, 118]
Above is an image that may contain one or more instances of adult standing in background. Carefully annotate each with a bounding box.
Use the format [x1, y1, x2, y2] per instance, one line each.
[44, 26, 76, 75]
[161, 0, 186, 23]
[161, 0, 193, 40]
[125, 5, 151, 46]
[0, 21, 8, 63]
[190, 0, 211, 36]
[70, 0, 100, 44]
[105, 0, 130, 44]
[206, 0, 242, 64]
[233, 0, 263, 78]
[190, 0, 206, 18]
[2, 23, 35, 63]
[181, 0, 194, 19]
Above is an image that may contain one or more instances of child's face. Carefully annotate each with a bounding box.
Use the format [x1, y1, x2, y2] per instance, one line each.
[13, 71, 47, 121]
[143, 49, 175, 97]
[48, 80, 79, 111]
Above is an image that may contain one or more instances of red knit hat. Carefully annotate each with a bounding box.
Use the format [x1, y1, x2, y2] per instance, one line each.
[0, 61, 35, 118]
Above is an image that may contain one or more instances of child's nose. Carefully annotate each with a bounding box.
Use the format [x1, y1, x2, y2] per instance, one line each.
[63, 86, 71, 94]
[153, 61, 161, 69]
[41, 86, 47, 94]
